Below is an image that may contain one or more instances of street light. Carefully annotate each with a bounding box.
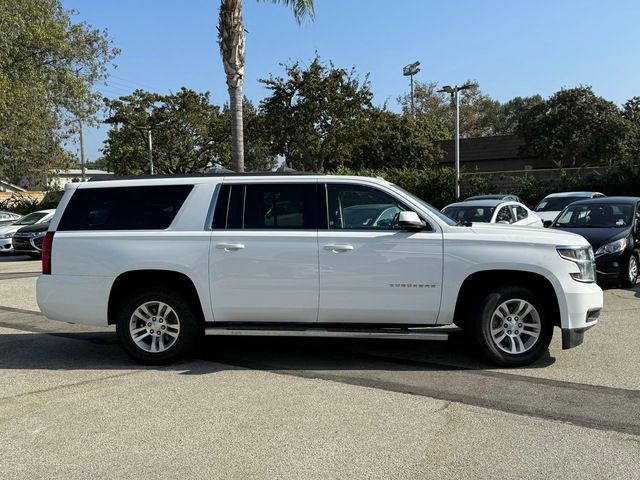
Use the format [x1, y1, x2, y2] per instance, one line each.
[437, 82, 476, 200]
[403, 61, 421, 115]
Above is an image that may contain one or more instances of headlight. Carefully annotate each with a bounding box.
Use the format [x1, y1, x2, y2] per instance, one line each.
[594, 238, 627, 257]
[0, 232, 14, 239]
[557, 246, 596, 283]
[32, 232, 46, 238]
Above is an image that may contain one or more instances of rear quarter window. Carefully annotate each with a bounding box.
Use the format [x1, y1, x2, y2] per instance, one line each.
[57, 185, 193, 231]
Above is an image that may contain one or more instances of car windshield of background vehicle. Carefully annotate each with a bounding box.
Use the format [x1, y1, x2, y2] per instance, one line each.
[390, 184, 457, 226]
[554, 204, 633, 228]
[14, 212, 47, 225]
[442, 206, 495, 223]
[535, 197, 584, 212]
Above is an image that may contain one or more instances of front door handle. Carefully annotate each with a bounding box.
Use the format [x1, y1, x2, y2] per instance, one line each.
[216, 242, 245, 252]
[324, 244, 354, 253]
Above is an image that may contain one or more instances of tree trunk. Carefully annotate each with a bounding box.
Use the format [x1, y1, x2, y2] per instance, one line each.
[218, 0, 245, 172]
[228, 84, 244, 172]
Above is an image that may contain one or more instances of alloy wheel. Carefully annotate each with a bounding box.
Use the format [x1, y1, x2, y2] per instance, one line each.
[489, 299, 541, 355]
[129, 301, 181, 353]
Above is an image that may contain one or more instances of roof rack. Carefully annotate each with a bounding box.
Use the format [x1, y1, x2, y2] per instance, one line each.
[87, 171, 318, 182]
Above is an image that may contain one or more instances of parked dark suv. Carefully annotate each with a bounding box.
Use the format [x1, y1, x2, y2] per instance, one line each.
[551, 197, 640, 288]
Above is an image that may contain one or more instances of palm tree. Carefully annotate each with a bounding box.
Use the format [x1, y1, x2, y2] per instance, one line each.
[218, 0, 314, 172]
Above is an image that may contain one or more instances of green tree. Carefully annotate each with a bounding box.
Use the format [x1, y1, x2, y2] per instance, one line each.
[397, 81, 504, 137]
[494, 95, 544, 134]
[220, 100, 278, 171]
[350, 108, 448, 170]
[622, 96, 640, 158]
[0, 0, 118, 185]
[517, 86, 631, 166]
[259, 57, 373, 172]
[103, 89, 229, 174]
[217, 0, 314, 173]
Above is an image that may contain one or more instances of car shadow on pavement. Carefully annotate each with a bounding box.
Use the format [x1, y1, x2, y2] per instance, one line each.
[0, 329, 556, 374]
[0, 254, 35, 262]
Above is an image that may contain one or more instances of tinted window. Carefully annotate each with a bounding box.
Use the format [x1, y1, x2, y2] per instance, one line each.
[58, 185, 193, 231]
[442, 206, 495, 223]
[327, 184, 408, 230]
[535, 197, 585, 212]
[212, 184, 230, 229]
[555, 203, 634, 228]
[243, 184, 316, 229]
[15, 212, 48, 225]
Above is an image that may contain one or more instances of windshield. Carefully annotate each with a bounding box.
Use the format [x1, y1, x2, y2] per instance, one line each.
[535, 196, 585, 212]
[554, 204, 633, 228]
[390, 184, 457, 226]
[14, 212, 47, 226]
[441, 206, 495, 223]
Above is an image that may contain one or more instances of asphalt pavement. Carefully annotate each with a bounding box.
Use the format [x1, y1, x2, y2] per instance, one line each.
[0, 256, 638, 479]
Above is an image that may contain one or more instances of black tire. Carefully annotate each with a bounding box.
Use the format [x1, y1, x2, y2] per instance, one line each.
[115, 286, 200, 365]
[620, 253, 639, 288]
[473, 286, 553, 367]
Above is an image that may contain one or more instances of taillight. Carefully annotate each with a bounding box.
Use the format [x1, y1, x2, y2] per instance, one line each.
[42, 231, 55, 275]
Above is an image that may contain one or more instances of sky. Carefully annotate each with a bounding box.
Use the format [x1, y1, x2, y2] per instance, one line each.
[62, 0, 640, 163]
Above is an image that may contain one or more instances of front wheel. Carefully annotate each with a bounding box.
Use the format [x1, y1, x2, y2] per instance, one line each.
[115, 287, 200, 365]
[473, 286, 553, 367]
[620, 253, 638, 288]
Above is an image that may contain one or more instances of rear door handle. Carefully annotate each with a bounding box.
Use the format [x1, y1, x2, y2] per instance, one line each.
[216, 242, 245, 252]
[324, 244, 354, 253]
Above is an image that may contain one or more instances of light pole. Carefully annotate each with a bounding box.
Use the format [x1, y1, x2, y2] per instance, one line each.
[437, 83, 476, 200]
[403, 61, 421, 116]
[145, 127, 154, 175]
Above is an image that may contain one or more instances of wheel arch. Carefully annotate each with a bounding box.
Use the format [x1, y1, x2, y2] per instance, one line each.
[452, 269, 561, 329]
[108, 270, 205, 326]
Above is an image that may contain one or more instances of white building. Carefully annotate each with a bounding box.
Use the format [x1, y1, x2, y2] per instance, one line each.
[49, 169, 114, 189]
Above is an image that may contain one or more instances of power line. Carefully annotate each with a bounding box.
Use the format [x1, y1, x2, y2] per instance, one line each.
[109, 75, 164, 92]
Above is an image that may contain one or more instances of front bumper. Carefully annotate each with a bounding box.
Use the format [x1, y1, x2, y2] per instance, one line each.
[0, 237, 14, 253]
[561, 309, 600, 349]
[595, 250, 630, 281]
[12, 236, 44, 253]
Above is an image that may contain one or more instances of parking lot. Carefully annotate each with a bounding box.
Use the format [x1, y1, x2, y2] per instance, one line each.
[0, 255, 638, 479]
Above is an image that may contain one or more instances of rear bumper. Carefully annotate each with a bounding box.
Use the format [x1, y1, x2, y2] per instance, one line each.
[37, 274, 112, 326]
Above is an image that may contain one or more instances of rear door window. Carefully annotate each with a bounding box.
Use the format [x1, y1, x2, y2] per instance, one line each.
[244, 184, 317, 229]
[58, 185, 193, 231]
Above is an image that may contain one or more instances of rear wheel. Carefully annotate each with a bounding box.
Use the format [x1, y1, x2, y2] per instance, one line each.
[620, 253, 638, 288]
[115, 287, 200, 365]
[473, 286, 553, 367]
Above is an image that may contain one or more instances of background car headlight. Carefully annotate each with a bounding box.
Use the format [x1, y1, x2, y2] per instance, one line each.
[0, 232, 14, 239]
[594, 238, 627, 256]
[557, 246, 596, 283]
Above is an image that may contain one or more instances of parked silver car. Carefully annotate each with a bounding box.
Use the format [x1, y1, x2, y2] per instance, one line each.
[0, 211, 21, 226]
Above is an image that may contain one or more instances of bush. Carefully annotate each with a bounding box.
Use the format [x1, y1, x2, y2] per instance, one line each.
[329, 165, 495, 209]
[0, 191, 62, 215]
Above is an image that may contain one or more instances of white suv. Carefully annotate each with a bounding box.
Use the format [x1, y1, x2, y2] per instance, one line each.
[37, 175, 603, 366]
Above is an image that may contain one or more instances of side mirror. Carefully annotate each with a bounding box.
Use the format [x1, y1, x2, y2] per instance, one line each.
[543, 220, 553, 228]
[398, 211, 425, 230]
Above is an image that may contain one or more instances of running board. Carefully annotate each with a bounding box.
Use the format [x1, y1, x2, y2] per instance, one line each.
[204, 327, 451, 341]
